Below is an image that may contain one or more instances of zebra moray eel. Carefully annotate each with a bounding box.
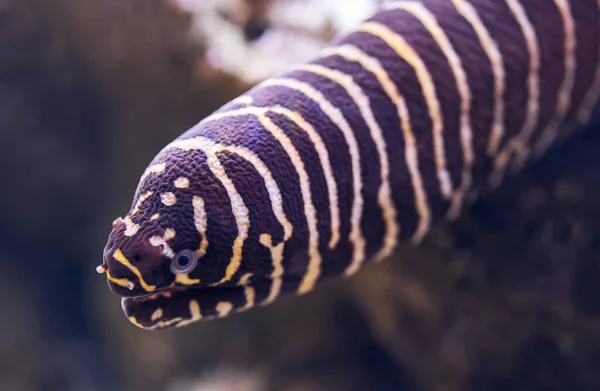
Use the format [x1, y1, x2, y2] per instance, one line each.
[99, 0, 600, 330]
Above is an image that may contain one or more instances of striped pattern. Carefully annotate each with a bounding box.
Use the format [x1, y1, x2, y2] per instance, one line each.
[578, 0, 600, 124]
[489, 0, 541, 187]
[102, 0, 600, 330]
[533, 0, 577, 157]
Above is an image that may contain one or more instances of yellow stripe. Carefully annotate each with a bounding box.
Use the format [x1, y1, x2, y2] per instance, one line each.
[174, 177, 190, 189]
[113, 248, 157, 292]
[128, 300, 203, 330]
[216, 301, 234, 316]
[270, 107, 341, 249]
[221, 143, 294, 241]
[260, 77, 366, 292]
[170, 300, 204, 329]
[357, 22, 454, 200]
[135, 163, 166, 195]
[322, 44, 432, 245]
[489, 0, 541, 188]
[243, 285, 255, 310]
[296, 63, 399, 269]
[533, 0, 577, 157]
[167, 135, 296, 285]
[151, 308, 163, 321]
[175, 273, 201, 285]
[263, 276, 283, 305]
[224, 142, 294, 281]
[385, 1, 474, 221]
[128, 316, 150, 329]
[122, 216, 140, 237]
[260, 234, 285, 279]
[129, 315, 182, 330]
[189, 300, 202, 320]
[131, 191, 154, 215]
[449, 0, 505, 157]
[192, 196, 209, 258]
[106, 270, 131, 288]
[258, 113, 321, 294]
[167, 137, 250, 285]
[148, 228, 176, 260]
[239, 273, 253, 285]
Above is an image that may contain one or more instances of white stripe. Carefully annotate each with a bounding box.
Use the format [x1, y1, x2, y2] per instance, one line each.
[230, 95, 254, 106]
[166, 137, 251, 285]
[385, 1, 474, 220]
[322, 44, 431, 245]
[577, 0, 600, 124]
[449, 0, 506, 156]
[168, 136, 294, 284]
[294, 63, 398, 268]
[257, 113, 321, 294]
[135, 163, 166, 195]
[239, 273, 253, 285]
[200, 106, 342, 288]
[221, 143, 294, 241]
[489, 0, 541, 188]
[216, 301, 233, 316]
[533, 0, 577, 157]
[357, 22, 454, 200]
[203, 107, 321, 294]
[131, 300, 202, 330]
[260, 234, 285, 280]
[270, 107, 341, 249]
[149, 229, 177, 259]
[201, 105, 341, 249]
[178, 300, 203, 326]
[123, 216, 140, 237]
[151, 308, 163, 321]
[263, 276, 283, 305]
[260, 77, 367, 288]
[131, 191, 154, 215]
[243, 285, 255, 310]
[160, 192, 177, 206]
[192, 196, 209, 258]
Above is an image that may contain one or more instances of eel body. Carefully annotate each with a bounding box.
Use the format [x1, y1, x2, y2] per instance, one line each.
[100, 0, 600, 330]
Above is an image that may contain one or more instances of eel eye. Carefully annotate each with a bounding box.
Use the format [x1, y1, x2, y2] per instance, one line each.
[170, 249, 197, 275]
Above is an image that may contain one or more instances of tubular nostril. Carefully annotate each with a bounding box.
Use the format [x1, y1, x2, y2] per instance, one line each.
[96, 264, 108, 274]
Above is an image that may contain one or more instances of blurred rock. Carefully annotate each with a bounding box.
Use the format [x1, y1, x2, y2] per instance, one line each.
[351, 124, 600, 390]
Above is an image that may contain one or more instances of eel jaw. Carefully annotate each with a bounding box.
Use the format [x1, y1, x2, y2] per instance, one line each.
[125, 285, 185, 304]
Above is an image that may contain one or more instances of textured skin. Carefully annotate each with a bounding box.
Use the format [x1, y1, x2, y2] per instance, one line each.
[101, 0, 600, 330]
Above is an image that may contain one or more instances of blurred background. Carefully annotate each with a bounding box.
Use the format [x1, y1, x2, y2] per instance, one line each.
[2, 0, 600, 390]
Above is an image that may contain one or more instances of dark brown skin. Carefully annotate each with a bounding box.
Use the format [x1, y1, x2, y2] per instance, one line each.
[99, 0, 600, 330]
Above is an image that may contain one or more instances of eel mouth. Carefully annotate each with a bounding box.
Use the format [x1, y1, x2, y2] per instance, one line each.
[119, 284, 250, 330]
[119, 278, 281, 330]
